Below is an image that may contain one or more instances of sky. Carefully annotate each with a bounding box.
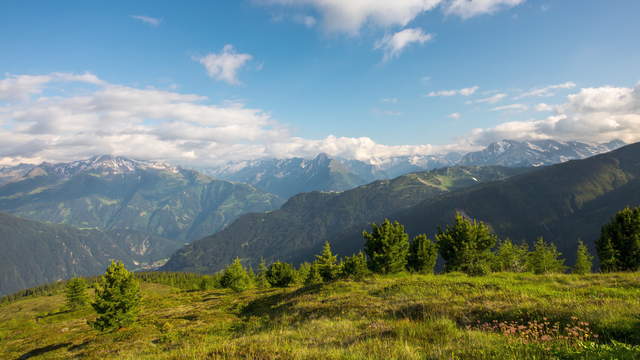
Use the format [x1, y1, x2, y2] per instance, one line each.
[1, 0, 639, 166]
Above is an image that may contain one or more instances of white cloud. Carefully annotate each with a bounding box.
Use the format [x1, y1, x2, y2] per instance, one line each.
[443, 0, 525, 19]
[258, 0, 443, 34]
[195, 45, 254, 85]
[467, 83, 640, 145]
[535, 103, 553, 112]
[2, 74, 638, 167]
[0, 72, 104, 102]
[516, 81, 576, 99]
[473, 93, 507, 104]
[375, 28, 433, 62]
[130, 15, 162, 27]
[381, 98, 399, 103]
[448, 112, 461, 119]
[491, 103, 529, 112]
[428, 86, 479, 97]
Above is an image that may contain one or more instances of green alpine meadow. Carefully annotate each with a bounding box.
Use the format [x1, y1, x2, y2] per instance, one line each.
[2, 1, 640, 359]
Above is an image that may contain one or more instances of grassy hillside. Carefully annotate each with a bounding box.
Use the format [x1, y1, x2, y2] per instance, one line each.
[163, 166, 526, 273]
[2, 273, 639, 359]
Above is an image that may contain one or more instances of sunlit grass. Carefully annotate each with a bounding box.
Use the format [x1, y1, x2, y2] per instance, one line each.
[1, 273, 639, 359]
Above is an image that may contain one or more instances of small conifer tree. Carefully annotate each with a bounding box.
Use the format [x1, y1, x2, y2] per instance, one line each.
[295, 262, 312, 285]
[256, 258, 271, 289]
[340, 252, 369, 280]
[436, 213, 497, 276]
[492, 239, 529, 273]
[304, 263, 323, 285]
[316, 241, 338, 281]
[573, 240, 593, 275]
[220, 258, 251, 292]
[90, 261, 141, 332]
[65, 277, 88, 310]
[528, 237, 566, 274]
[266, 261, 295, 287]
[596, 206, 640, 272]
[363, 219, 410, 274]
[407, 234, 438, 274]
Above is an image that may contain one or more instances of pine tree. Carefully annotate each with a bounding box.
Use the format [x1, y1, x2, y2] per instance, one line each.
[407, 234, 438, 274]
[295, 262, 312, 285]
[266, 261, 295, 287]
[528, 237, 566, 275]
[363, 219, 410, 274]
[573, 240, 593, 275]
[220, 258, 251, 292]
[596, 207, 640, 272]
[65, 277, 88, 310]
[255, 258, 271, 289]
[304, 263, 323, 286]
[90, 261, 141, 332]
[340, 252, 369, 280]
[315, 241, 338, 282]
[435, 213, 497, 276]
[492, 239, 529, 273]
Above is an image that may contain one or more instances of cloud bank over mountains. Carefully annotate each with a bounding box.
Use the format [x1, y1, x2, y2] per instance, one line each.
[0, 73, 638, 166]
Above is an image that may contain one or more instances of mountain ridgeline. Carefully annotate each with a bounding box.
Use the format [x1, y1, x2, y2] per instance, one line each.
[0, 212, 182, 295]
[162, 166, 528, 272]
[203, 139, 624, 199]
[164, 142, 640, 274]
[0, 155, 283, 243]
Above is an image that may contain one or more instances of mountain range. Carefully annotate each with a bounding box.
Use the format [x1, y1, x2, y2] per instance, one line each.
[0, 155, 283, 243]
[163, 141, 640, 274]
[203, 139, 625, 198]
[0, 212, 182, 295]
[162, 166, 529, 272]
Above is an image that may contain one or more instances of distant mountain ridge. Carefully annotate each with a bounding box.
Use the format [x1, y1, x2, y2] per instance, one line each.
[162, 165, 528, 273]
[0, 155, 283, 243]
[202, 139, 624, 198]
[163, 142, 640, 274]
[0, 212, 183, 296]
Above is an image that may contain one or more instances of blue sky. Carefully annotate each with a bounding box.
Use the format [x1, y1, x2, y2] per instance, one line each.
[1, 0, 639, 166]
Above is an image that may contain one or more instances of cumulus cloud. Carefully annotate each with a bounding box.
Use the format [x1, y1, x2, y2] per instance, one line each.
[0, 72, 104, 101]
[428, 86, 479, 97]
[130, 15, 162, 26]
[535, 103, 553, 112]
[443, 0, 525, 19]
[195, 45, 254, 85]
[448, 112, 461, 119]
[516, 81, 576, 99]
[375, 28, 433, 61]
[2, 73, 638, 167]
[467, 83, 640, 145]
[258, 0, 524, 33]
[258, 0, 443, 34]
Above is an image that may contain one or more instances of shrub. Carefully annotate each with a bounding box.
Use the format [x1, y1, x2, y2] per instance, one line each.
[304, 263, 323, 286]
[90, 261, 141, 332]
[220, 258, 252, 292]
[266, 261, 295, 287]
[340, 252, 369, 280]
[255, 258, 271, 289]
[407, 234, 438, 274]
